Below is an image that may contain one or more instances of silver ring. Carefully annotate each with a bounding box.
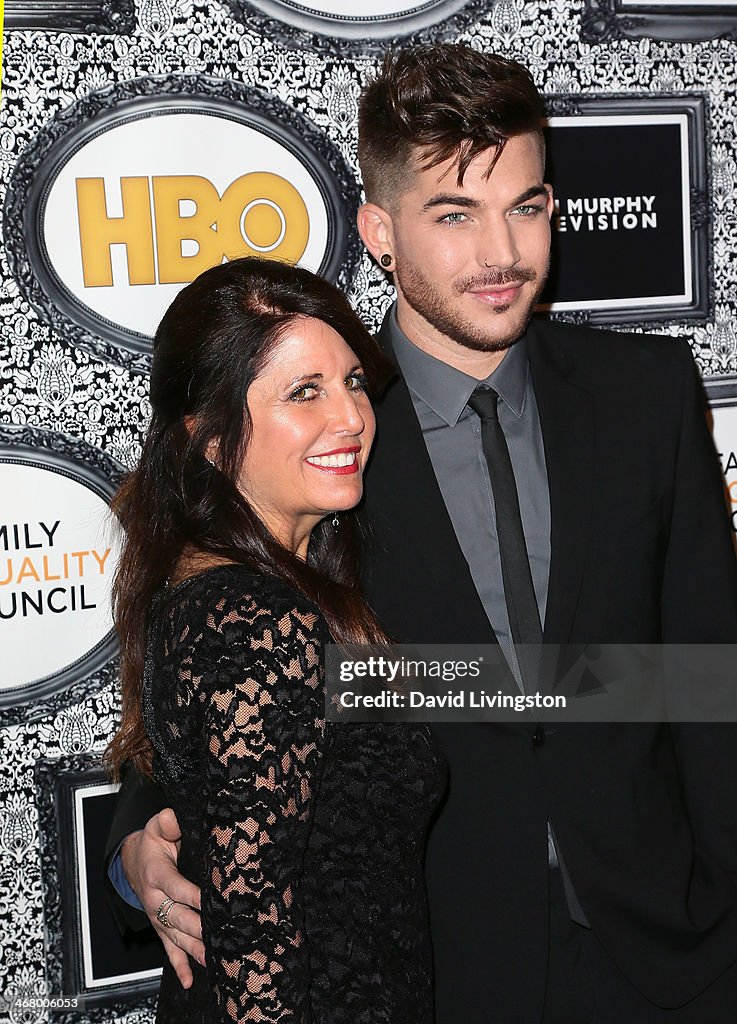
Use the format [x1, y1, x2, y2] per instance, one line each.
[156, 896, 176, 928]
[483, 257, 490, 268]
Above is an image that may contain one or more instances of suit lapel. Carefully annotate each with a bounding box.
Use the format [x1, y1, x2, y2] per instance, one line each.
[367, 317, 499, 645]
[527, 320, 595, 644]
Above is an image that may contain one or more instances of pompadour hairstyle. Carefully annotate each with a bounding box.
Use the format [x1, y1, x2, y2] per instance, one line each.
[358, 44, 545, 208]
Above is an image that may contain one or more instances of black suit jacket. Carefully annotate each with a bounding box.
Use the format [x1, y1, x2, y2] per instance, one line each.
[362, 314, 737, 1021]
[106, 314, 737, 1022]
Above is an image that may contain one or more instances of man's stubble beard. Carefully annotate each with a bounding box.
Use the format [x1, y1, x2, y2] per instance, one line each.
[394, 257, 550, 354]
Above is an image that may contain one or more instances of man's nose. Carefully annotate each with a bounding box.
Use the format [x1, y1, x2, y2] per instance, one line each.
[478, 221, 520, 271]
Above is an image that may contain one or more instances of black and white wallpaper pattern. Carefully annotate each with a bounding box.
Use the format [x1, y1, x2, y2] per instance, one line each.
[1, 1, 737, 1020]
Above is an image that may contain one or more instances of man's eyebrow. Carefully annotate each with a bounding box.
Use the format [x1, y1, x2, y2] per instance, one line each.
[509, 185, 548, 207]
[421, 194, 482, 212]
[421, 184, 548, 213]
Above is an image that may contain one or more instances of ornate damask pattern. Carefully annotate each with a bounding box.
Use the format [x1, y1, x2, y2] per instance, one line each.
[1, 1, 737, 1019]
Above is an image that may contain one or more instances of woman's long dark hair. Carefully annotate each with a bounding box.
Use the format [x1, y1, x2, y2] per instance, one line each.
[106, 257, 392, 779]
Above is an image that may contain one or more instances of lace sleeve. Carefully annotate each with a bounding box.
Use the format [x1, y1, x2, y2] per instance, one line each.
[199, 589, 326, 1023]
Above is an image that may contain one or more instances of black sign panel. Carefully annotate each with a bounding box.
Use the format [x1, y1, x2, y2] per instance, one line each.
[582, 1, 737, 43]
[36, 755, 163, 1021]
[540, 95, 708, 325]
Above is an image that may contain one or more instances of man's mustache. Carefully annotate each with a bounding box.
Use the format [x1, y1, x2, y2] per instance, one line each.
[454, 267, 537, 292]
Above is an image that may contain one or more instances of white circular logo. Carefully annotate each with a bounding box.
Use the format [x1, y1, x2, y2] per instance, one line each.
[7, 78, 361, 371]
[43, 112, 329, 340]
[0, 462, 119, 692]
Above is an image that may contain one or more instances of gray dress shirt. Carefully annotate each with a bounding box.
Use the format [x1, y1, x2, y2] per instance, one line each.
[387, 307, 590, 927]
[388, 307, 550, 686]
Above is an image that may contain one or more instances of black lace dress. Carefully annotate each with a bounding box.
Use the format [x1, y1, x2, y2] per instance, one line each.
[142, 564, 447, 1024]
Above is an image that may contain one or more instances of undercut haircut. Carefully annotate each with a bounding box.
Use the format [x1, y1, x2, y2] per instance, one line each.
[358, 44, 545, 209]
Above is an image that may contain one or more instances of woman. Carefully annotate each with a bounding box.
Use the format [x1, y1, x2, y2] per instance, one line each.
[105, 258, 446, 1024]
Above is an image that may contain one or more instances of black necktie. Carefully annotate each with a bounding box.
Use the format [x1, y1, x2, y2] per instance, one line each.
[468, 387, 542, 686]
[469, 390, 590, 921]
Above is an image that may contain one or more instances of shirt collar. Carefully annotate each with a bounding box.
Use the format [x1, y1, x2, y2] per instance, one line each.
[387, 304, 529, 427]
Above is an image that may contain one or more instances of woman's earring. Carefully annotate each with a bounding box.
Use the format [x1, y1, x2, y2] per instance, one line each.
[380, 253, 393, 268]
[332, 513, 340, 531]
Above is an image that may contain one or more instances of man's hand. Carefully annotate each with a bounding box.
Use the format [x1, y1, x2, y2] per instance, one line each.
[121, 808, 204, 989]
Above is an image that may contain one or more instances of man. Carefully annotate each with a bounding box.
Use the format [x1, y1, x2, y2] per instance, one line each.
[106, 45, 737, 1022]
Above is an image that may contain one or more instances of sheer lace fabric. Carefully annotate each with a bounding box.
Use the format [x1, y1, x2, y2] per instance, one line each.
[143, 565, 446, 1024]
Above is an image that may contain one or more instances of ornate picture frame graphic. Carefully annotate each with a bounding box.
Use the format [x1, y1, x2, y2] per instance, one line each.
[36, 754, 163, 1022]
[3, 0, 135, 33]
[4, 75, 363, 374]
[225, 0, 490, 55]
[582, 1, 737, 43]
[540, 93, 709, 327]
[0, 425, 123, 727]
[706, 377, 737, 404]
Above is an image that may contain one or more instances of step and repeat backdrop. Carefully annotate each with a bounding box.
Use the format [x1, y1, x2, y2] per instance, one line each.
[1, 1, 737, 1021]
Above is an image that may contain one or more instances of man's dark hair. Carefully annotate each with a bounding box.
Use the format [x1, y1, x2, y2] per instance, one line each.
[358, 44, 545, 208]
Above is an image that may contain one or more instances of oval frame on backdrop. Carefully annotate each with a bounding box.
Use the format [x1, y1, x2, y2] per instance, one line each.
[4, 75, 363, 374]
[225, 0, 490, 53]
[0, 425, 124, 726]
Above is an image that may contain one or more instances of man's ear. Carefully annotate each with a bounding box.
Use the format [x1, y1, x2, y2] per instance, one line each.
[357, 202, 396, 270]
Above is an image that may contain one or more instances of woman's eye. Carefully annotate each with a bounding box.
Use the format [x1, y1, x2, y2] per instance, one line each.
[289, 384, 317, 402]
[346, 373, 368, 392]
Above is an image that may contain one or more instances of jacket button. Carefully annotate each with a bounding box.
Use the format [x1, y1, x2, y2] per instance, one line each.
[532, 725, 545, 748]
